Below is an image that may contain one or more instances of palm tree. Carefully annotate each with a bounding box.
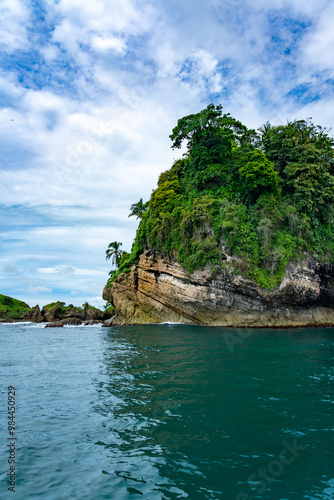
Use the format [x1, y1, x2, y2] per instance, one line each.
[106, 241, 123, 267]
[128, 198, 148, 219]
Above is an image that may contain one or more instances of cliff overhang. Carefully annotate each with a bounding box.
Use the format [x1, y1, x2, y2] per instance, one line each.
[103, 250, 334, 327]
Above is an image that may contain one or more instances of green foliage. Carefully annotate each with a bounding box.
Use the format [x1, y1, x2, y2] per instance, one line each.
[129, 198, 148, 219]
[239, 150, 278, 199]
[106, 241, 123, 267]
[104, 305, 114, 314]
[43, 301, 66, 310]
[0, 294, 30, 320]
[82, 302, 98, 310]
[109, 105, 334, 289]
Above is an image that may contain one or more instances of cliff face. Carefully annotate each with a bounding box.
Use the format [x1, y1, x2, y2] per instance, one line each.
[103, 250, 334, 327]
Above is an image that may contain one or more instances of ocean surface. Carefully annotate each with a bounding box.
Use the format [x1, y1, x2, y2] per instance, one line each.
[0, 322, 333, 500]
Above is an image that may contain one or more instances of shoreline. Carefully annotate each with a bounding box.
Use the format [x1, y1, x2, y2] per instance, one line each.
[1, 319, 334, 330]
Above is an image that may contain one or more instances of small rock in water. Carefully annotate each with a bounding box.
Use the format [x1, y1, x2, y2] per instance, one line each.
[102, 315, 116, 327]
[62, 318, 82, 325]
[45, 321, 64, 328]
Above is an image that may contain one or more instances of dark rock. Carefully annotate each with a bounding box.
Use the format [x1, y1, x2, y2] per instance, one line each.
[102, 315, 117, 327]
[62, 318, 82, 325]
[84, 319, 102, 325]
[84, 307, 104, 321]
[23, 305, 44, 323]
[103, 309, 115, 320]
[42, 302, 65, 322]
[45, 321, 64, 328]
[63, 305, 84, 320]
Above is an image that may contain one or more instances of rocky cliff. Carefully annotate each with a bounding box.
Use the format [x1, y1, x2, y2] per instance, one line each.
[103, 250, 334, 327]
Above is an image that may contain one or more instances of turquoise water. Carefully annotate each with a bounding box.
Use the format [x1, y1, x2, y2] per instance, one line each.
[0, 323, 333, 499]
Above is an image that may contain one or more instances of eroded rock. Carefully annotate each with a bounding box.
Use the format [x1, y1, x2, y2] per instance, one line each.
[103, 250, 334, 327]
[23, 305, 44, 323]
[62, 318, 82, 325]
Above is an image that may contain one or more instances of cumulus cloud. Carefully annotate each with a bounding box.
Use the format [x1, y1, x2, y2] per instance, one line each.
[301, 2, 334, 76]
[0, 0, 31, 53]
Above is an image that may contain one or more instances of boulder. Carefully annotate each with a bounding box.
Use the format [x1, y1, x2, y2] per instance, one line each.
[45, 321, 64, 328]
[84, 307, 104, 321]
[84, 319, 102, 325]
[102, 315, 117, 327]
[62, 318, 82, 325]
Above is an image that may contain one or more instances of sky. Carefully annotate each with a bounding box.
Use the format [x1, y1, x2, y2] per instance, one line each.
[1, 0, 334, 308]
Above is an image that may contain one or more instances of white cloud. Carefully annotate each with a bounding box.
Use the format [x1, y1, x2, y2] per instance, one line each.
[91, 35, 126, 55]
[0, 0, 31, 53]
[38, 265, 106, 277]
[28, 285, 53, 294]
[301, 2, 334, 76]
[39, 45, 60, 63]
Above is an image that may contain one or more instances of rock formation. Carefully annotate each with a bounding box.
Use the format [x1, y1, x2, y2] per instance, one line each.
[23, 305, 44, 323]
[0, 296, 113, 325]
[103, 250, 334, 327]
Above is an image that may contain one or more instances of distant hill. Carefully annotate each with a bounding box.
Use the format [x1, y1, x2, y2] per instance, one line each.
[0, 294, 30, 321]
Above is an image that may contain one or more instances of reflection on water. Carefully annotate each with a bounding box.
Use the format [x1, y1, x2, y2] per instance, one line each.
[0, 323, 333, 499]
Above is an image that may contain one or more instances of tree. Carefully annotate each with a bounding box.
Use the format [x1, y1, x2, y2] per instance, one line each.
[259, 118, 334, 175]
[106, 241, 123, 267]
[169, 104, 256, 191]
[239, 150, 278, 199]
[128, 198, 148, 219]
[169, 103, 248, 150]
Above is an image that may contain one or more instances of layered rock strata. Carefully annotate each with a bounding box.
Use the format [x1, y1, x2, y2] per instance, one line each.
[103, 250, 334, 327]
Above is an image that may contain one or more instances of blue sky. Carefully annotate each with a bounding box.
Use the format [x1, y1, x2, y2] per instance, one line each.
[1, 0, 334, 308]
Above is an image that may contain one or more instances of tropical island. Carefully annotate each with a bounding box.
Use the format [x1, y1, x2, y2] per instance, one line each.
[103, 104, 334, 327]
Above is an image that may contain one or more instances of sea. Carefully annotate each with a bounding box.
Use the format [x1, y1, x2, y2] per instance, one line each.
[0, 322, 333, 499]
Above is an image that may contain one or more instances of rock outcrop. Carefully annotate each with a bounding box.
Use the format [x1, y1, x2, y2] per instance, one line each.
[23, 305, 44, 323]
[42, 302, 65, 322]
[103, 250, 334, 327]
[0, 298, 112, 325]
[45, 321, 64, 328]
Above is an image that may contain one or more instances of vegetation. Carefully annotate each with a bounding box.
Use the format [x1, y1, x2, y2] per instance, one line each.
[43, 301, 66, 310]
[107, 104, 334, 289]
[106, 241, 124, 266]
[103, 303, 115, 315]
[0, 294, 30, 320]
[129, 198, 148, 219]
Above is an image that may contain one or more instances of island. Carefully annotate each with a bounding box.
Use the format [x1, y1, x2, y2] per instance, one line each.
[0, 294, 114, 326]
[103, 104, 334, 327]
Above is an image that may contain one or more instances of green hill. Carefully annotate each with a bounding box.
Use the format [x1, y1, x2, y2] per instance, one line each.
[109, 104, 334, 290]
[0, 294, 31, 321]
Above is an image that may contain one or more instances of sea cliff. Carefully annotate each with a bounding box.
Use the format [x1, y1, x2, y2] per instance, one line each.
[103, 250, 334, 327]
